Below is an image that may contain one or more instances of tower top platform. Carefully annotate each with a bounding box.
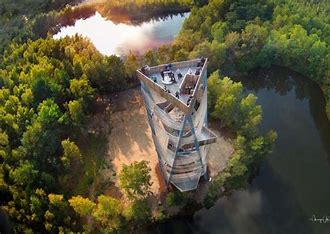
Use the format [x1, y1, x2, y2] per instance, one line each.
[137, 58, 207, 114]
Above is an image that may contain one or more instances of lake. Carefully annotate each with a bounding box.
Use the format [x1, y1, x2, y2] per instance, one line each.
[54, 11, 189, 56]
[147, 67, 330, 234]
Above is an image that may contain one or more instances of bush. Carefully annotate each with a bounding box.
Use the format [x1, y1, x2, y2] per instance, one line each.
[165, 190, 188, 207]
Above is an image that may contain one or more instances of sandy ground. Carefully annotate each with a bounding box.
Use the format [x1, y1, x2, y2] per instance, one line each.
[107, 88, 163, 196]
[207, 122, 234, 178]
[107, 88, 233, 198]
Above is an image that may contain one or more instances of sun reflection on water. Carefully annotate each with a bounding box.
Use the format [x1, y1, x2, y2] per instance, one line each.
[54, 12, 188, 56]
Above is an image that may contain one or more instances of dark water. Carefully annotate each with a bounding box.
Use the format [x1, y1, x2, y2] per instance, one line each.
[0, 209, 12, 234]
[149, 67, 330, 234]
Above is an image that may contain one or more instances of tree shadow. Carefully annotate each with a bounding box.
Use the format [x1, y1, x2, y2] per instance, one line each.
[107, 88, 155, 158]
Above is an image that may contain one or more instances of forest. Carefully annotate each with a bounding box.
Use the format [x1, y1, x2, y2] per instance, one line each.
[0, 36, 135, 232]
[0, 0, 82, 52]
[0, 0, 329, 232]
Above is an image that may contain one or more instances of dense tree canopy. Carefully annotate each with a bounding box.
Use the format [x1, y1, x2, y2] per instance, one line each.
[0, 0, 81, 52]
[0, 35, 131, 232]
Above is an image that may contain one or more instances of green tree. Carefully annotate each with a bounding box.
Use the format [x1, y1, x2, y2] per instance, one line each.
[119, 161, 152, 201]
[124, 52, 139, 80]
[208, 71, 243, 128]
[69, 75, 94, 102]
[61, 138, 82, 168]
[237, 94, 262, 136]
[68, 195, 95, 216]
[123, 199, 151, 222]
[165, 190, 188, 207]
[37, 99, 62, 127]
[0, 129, 9, 159]
[92, 195, 123, 231]
[144, 49, 158, 66]
[9, 161, 38, 188]
[67, 99, 84, 127]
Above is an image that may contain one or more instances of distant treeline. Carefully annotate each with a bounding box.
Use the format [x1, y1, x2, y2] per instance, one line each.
[0, 0, 81, 52]
[94, 0, 193, 24]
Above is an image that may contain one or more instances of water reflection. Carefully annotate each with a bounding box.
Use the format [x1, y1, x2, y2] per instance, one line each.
[149, 67, 330, 234]
[238, 67, 330, 160]
[54, 12, 188, 56]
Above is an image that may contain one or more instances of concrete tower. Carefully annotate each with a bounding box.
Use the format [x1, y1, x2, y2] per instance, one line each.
[137, 58, 217, 192]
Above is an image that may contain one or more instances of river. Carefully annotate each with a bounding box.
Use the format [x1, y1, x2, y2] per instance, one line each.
[54, 11, 189, 56]
[148, 67, 330, 234]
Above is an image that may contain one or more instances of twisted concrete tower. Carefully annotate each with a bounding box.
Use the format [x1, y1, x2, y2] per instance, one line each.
[137, 58, 216, 192]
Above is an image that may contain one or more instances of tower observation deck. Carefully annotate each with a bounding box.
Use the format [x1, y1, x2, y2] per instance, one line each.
[136, 58, 217, 192]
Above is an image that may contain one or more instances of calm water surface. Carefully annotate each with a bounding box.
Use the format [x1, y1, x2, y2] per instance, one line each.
[149, 67, 330, 234]
[54, 12, 189, 56]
